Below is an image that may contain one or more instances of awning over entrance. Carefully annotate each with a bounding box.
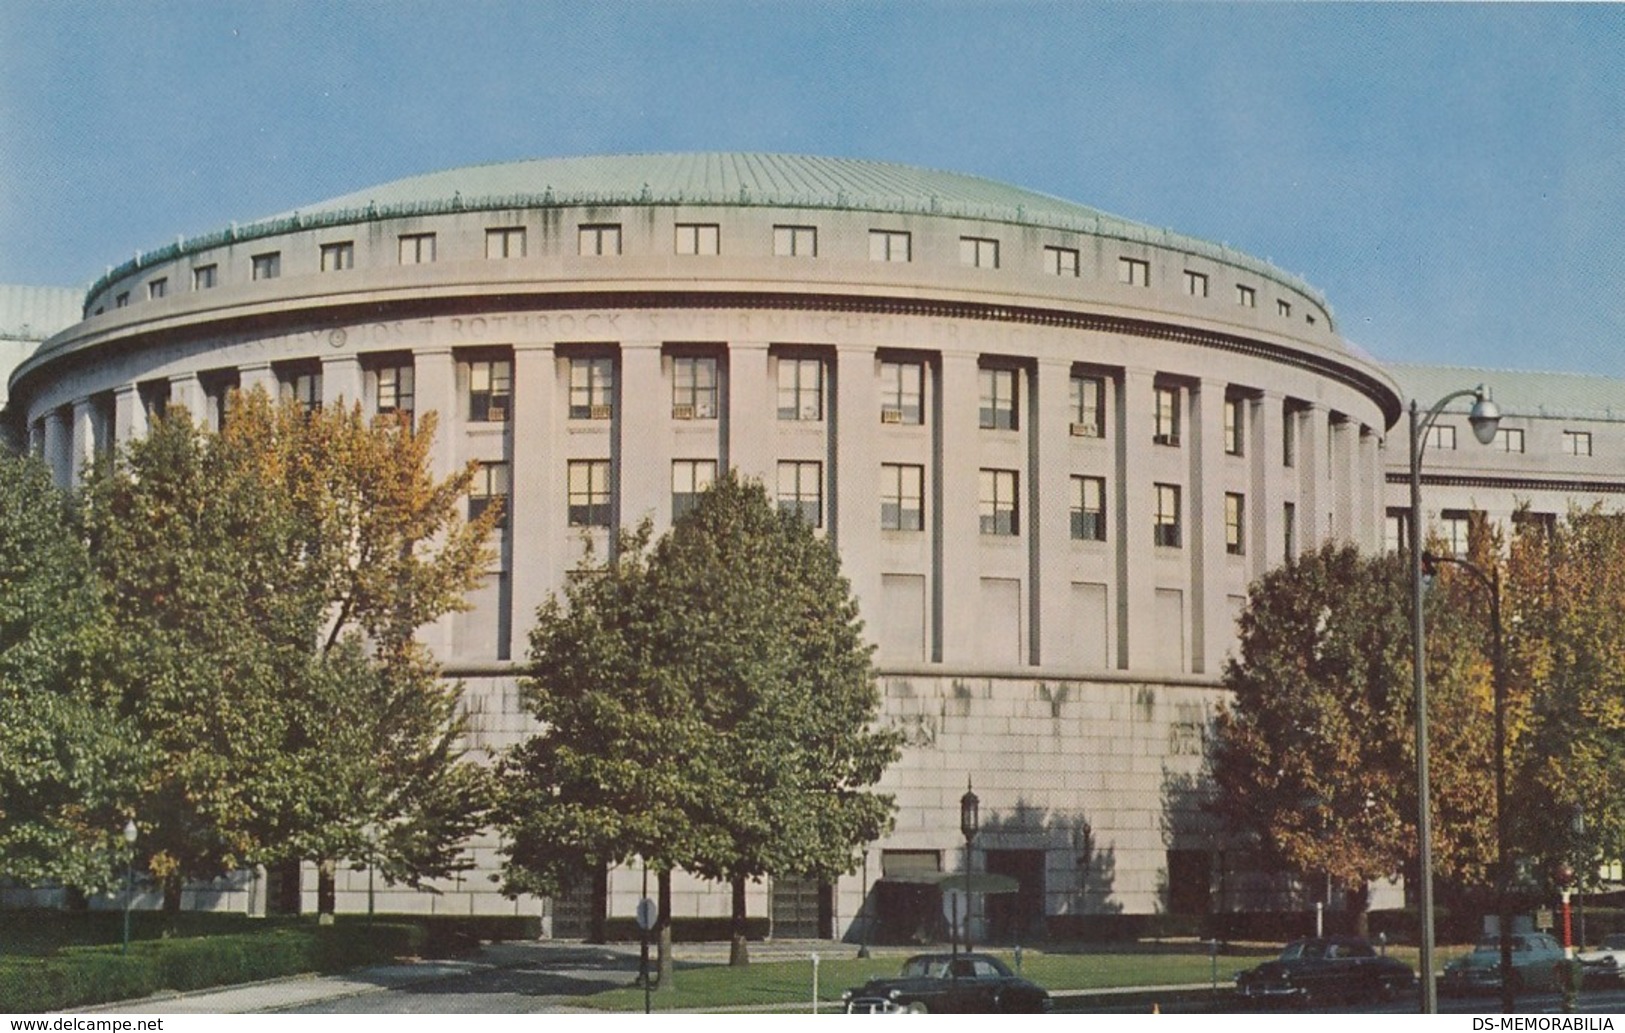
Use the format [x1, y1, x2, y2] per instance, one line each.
[877, 871, 1021, 894]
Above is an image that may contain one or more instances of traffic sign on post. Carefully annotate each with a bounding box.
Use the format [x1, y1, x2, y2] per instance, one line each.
[636, 897, 658, 931]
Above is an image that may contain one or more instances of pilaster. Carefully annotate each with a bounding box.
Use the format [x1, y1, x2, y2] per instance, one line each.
[726, 343, 773, 482]
[509, 345, 556, 645]
[1190, 378, 1228, 676]
[1118, 367, 1157, 671]
[937, 351, 980, 666]
[617, 343, 666, 527]
[113, 384, 146, 450]
[1033, 358, 1071, 668]
[834, 344, 880, 619]
[321, 353, 363, 410]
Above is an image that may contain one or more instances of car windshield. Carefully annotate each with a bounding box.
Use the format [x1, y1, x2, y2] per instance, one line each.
[900, 958, 952, 979]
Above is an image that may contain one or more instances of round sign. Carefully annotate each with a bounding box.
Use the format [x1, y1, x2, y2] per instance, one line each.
[635, 897, 658, 931]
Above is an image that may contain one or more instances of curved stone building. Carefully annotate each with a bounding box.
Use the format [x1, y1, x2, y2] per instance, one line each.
[8, 154, 1404, 934]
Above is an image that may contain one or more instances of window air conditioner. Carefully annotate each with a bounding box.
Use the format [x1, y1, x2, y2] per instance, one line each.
[881, 408, 904, 424]
[1070, 422, 1100, 438]
[672, 404, 695, 420]
[589, 404, 612, 420]
[1153, 433, 1179, 446]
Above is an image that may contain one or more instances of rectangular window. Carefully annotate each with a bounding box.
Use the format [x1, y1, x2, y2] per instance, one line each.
[279, 366, 322, 415]
[874, 359, 924, 425]
[777, 357, 824, 421]
[1184, 270, 1208, 297]
[1429, 424, 1457, 451]
[1385, 507, 1412, 554]
[1046, 246, 1080, 277]
[1565, 430, 1593, 456]
[251, 252, 281, 280]
[1154, 483, 1182, 548]
[671, 459, 717, 521]
[1284, 501, 1298, 558]
[398, 233, 436, 264]
[569, 357, 615, 420]
[1225, 493, 1246, 555]
[115, 292, 129, 308]
[1154, 385, 1181, 445]
[320, 241, 354, 272]
[675, 222, 720, 255]
[469, 462, 510, 527]
[880, 463, 925, 532]
[960, 236, 1000, 269]
[671, 356, 719, 419]
[468, 357, 512, 422]
[979, 367, 1018, 430]
[1224, 396, 1245, 456]
[147, 278, 167, 300]
[579, 224, 621, 256]
[192, 264, 217, 290]
[1071, 475, 1106, 541]
[568, 459, 612, 527]
[1118, 256, 1150, 286]
[486, 227, 526, 259]
[1277, 298, 1293, 318]
[869, 229, 911, 262]
[1070, 375, 1105, 438]
[1440, 509, 1473, 557]
[773, 225, 817, 257]
[1236, 284, 1256, 308]
[777, 460, 823, 527]
[1513, 510, 1556, 540]
[374, 360, 415, 420]
[1498, 427, 1525, 453]
[979, 468, 1020, 536]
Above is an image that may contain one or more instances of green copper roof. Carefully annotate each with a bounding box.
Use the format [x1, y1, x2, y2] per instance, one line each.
[90, 153, 1328, 309]
[1387, 363, 1625, 423]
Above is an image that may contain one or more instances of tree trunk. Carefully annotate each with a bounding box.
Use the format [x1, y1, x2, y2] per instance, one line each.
[162, 874, 182, 913]
[317, 858, 336, 923]
[729, 874, 749, 966]
[588, 862, 609, 944]
[657, 868, 674, 990]
[1346, 882, 1371, 938]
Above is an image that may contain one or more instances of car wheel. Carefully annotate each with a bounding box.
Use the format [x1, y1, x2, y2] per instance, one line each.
[905, 1001, 929, 1014]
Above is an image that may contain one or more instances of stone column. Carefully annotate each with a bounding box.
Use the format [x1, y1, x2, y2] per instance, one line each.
[1189, 378, 1228, 676]
[415, 347, 459, 661]
[1118, 367, 1157, 671]
[617, 343, 666, 528]
[509, 345, 556, 647]
[1252, 392, 1285, 577]
[725, 343, 773, 482]
[1297, 403, 1325, 548]
[1032, 358, 1072, 668]
[113, 384, 146, 450]
[238, 362, 278, 399]
[834, 345, 880, 618]
[170, 372, 204, 423]
[321, 353, 363, 410]
[69, 398, 96, 487]
[937, 351, 981, 665]
[42, 406, 70, 488]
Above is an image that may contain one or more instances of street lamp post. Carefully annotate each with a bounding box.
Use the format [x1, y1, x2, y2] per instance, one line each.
[121, 818, 138, 955]
[960, 780, 979, 955]
[1410, 387, 1500, 1014]
[1423, 550, 1514, 1013]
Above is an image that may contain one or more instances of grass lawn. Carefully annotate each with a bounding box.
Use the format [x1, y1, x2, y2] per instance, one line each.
[577, 943, 1434, 1012]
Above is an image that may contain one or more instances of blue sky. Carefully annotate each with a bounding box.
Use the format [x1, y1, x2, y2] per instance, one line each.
[3, 2, 1621, 376]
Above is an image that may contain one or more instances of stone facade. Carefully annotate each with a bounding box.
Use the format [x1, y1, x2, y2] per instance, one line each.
[9, 154, 1614, 934]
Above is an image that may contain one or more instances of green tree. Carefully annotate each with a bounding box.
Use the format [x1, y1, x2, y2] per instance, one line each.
[647, 472, 901, 964]
[1210, 542, 1495, 933]
[495, 523, 706, 982]
[83, 389, 497, 908]
[0, 451, 142, 891]
[499, 471, 901, 968]
[1507, 507, 1625, 895]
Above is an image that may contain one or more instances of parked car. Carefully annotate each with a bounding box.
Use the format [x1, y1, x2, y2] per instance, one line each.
[1234, 935, 1418, 1006]
[1441, 932, 1567, 995]
[841, 952, 1052, 1013]
[1578, 933, 1625, 985]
